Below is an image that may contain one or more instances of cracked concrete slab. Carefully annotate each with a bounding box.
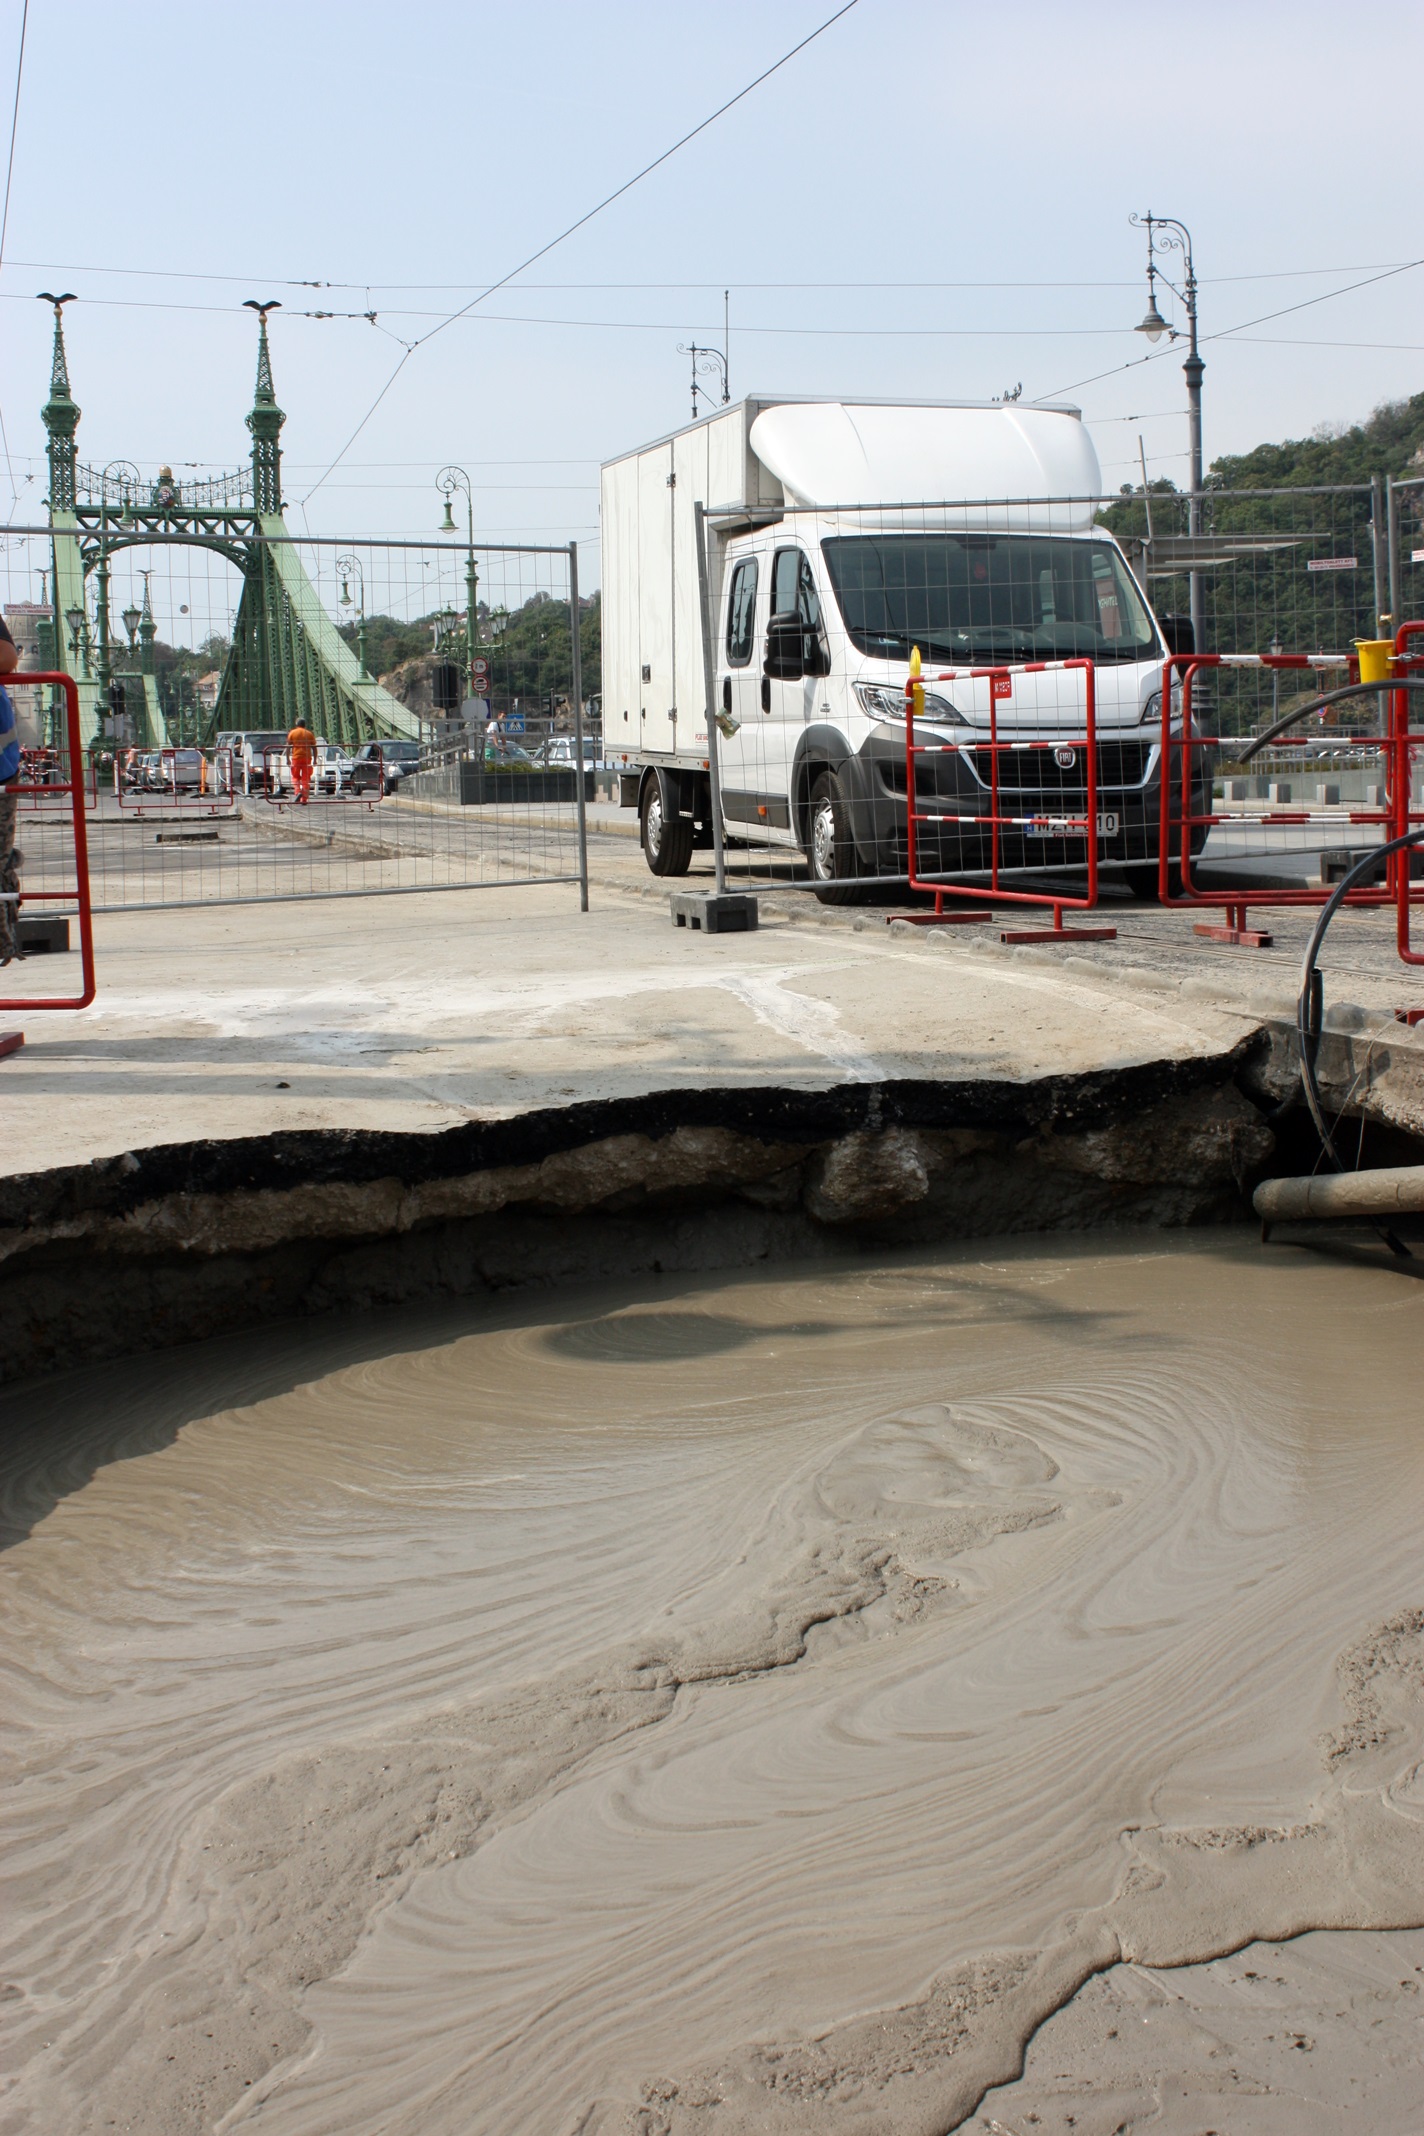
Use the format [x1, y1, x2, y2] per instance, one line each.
[2, 881, 1264, 1178]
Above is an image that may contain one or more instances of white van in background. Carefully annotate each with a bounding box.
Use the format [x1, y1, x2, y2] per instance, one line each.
[601, 398, 1203, 900]
[221, 729, 294, 793]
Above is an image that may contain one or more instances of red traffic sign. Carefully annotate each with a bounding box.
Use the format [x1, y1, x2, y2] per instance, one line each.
[470, 655, 492, 688]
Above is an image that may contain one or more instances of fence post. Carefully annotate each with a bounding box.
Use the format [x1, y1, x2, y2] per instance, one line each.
[1387, 476, 1401, 633]
[568, 541, 589, 914]
[1370, 474, 1391, 741]
[693, 500, 726, 897]
[1371, 473, 1388, 633]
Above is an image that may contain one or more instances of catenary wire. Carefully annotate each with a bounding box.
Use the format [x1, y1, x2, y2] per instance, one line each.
[298, 0, 861, 505]
[1037, 257, 1424, 402]
[5, 259, 1416, 293]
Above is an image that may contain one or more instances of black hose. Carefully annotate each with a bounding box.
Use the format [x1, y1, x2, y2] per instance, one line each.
[1295, 827, 1424, 1256]
[1238, 676, 1424, 764]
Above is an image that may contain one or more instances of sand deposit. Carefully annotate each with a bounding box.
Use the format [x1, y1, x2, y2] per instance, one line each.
[1, 1233, 1421, 2133]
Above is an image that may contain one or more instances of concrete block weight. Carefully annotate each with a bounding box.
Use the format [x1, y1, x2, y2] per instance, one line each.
[669, 890, 759, 934]
[16, 916, 70, 955]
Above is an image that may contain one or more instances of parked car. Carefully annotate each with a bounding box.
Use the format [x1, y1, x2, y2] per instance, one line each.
[316, 742, 352, 795]
[535, 734, 603, 767]
[228, 730, 293, 793]
[162, 746, 206, 792]
[349, 739, 425, 794]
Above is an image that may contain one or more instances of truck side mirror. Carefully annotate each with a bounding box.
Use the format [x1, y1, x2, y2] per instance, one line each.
[764, 612, 807, 681]
[1160, 613, 1195, 655]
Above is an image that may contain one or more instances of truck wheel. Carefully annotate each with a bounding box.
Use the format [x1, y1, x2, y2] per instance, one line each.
[641, 775, 693, 876]
[1125, 819, 1207, 899]
[1124, 862, 1171, 900]
[806, 769, 865, 905]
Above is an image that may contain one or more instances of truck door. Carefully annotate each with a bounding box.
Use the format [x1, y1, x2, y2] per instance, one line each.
[714, 550, 770, 832]
[756, 545, 827, 844]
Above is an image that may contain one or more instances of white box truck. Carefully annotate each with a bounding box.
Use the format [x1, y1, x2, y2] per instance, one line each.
[601, 396, 1202, 901]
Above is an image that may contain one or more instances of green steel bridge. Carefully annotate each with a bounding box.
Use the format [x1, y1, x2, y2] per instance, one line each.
[38, 300, 418, 750]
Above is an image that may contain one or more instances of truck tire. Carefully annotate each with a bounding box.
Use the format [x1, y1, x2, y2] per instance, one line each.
[641, 774, 693, 876]
[806, 769, 865, 906]
[1124, 818, 1208, 900]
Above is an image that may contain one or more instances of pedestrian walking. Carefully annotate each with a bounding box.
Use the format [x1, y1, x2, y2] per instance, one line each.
[286, 720, 317, 805]
[0, 615, 22, 963]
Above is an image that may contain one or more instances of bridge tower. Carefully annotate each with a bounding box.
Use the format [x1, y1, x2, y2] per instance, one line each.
[41, 301, 418, 751]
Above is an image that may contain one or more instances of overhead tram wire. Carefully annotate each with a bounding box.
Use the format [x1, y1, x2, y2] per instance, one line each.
[1036, 255, 1424, 403]
[12, 288, 1417, 357]
[7, 259, 1417, 293]
[297, 0, 863, 505]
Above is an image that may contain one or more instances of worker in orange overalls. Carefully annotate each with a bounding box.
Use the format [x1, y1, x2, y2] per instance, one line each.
[287, 720, 317, 805]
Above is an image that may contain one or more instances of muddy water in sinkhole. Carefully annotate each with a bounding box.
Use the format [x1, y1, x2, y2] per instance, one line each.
[2, 1233, 1423, 2135]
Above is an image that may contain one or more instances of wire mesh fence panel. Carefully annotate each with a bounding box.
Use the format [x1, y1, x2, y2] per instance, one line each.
[600, 481, 1423, 908]
[2, 531, 595, 910]
[1099, 481, 1416, 735]
[640, 495, 1200, 904]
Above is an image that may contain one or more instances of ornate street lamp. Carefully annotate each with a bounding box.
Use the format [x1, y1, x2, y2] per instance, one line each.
[121, 601, 141, 648]
[677, 339, 729, 420]
[436, 466, 479, 702]
[337, 552, 369, 678]
[65, 603, 90, 679]
[1131, 212, 1205, 651]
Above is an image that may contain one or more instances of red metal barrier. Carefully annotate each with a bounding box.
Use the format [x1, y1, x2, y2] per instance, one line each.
[2, 672, 96, 1013]
[116, 746, 236, 816]
[254, 746, 383, 810]
[1391, 623, 1424, 967]
[1154, 648, 1422, 957]
[903, 654, 1116, 942]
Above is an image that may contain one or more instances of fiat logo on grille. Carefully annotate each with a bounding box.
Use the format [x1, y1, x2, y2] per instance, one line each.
[1054, 746, 1078, 769]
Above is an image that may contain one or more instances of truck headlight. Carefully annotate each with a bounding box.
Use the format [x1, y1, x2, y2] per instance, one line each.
[1140, 690, 1162, 726]
[856, 682, 966, 727]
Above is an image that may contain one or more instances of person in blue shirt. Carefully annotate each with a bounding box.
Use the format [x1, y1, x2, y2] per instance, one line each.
[0, 614, 22, 964]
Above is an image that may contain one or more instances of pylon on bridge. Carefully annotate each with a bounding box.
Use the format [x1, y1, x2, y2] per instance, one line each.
[41, 301, 418, 750]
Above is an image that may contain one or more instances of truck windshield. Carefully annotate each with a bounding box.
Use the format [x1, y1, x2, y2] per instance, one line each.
[821, 534, 1158, 665]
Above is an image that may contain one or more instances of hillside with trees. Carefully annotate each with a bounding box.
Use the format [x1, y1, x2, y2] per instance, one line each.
[338, 589, 601, 716]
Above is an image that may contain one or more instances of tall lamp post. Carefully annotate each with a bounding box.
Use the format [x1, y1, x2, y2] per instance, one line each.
[337, 554, 369, 678]
[437, 466, 479, 703]
[1131, 211, 1205, 654]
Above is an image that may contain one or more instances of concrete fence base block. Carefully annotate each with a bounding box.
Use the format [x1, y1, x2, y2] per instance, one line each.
[669, 890, 759, 934]
[16, 916, 70, 954]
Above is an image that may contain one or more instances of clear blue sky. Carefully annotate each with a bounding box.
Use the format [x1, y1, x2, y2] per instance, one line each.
[1, 0, 1421, 575]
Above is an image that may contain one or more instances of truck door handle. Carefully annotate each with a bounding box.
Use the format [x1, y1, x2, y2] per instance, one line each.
[761, 677, 771, 713]
[722, 677, 731, 713]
